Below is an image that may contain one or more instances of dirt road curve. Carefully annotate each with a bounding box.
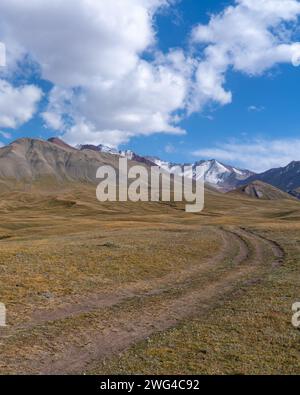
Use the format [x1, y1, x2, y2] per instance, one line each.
[0, 227, 285, 375]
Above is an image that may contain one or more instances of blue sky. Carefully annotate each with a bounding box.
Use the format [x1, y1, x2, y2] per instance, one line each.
[1, 0, 300, 172]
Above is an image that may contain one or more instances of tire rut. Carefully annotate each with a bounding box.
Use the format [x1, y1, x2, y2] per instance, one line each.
[9, 227, 235, 331]
[1, 227, 284, 374]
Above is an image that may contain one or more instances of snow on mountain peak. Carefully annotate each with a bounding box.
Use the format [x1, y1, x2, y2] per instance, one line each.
[148, 157, 254, 191]
[76, 142, 254, 191]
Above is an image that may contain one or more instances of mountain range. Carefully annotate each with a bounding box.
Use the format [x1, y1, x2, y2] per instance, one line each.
[231, 180, 296, 200]
[0, 137, 299, 200]
[146, 157, 254, 192]
[239, 161, 300, 197]
[75, 141, 254, 191]
[0, 138, 126, 187]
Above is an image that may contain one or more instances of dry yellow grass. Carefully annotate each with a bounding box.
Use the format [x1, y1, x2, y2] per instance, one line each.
[91, 225, 300, 375]
[0, 184, 299, 374]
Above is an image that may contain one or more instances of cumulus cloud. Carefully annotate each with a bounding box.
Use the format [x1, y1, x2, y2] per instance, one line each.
[190, 0, 300, 112]
[0, 0, 189, 146]
[0, 0, 166, 84]
[0, 0, 300, 146]
[0, 42, 6, 67]
[65, 54, 189, 140]
[42, 112, 64, 131]
[193, 138, 300, 172]
[63, 120, 135, 148]
[0, 131, 12, 139]
[0, 80, 42, 128]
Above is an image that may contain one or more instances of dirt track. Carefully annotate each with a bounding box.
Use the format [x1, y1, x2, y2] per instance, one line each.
[0, 226, 285, 374]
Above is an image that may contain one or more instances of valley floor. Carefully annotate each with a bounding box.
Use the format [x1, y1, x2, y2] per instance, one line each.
[0, 187, 299, 374]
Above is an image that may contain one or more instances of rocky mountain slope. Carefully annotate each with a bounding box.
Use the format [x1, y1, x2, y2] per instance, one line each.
[5, 137, 300, 200]
[231, 180, 295, 200]
[77, 143, 155, 167]
[0, 138, 142, 186]
[0, 138, 257, 192]
[241, 161, 300, 194]
[59, 140, 255, 191]
[50, 139, 256, 191]
[48, 137, 77, 151]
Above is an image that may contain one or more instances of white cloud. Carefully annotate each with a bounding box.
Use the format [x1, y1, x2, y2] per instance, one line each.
[0, 0, 189, 146]
[67, 54, 188, 140]
[63, 120, 135, 148]
[165, 143, 177, 153]
[0, 131, 12, 139]
[0, 0, 300, 145]
[42, 112, 64, 131]
[0, 0, 167, 85]
[41, 86, 74, 131]
[0, 79, 42, 128]
[193, 138, 300, 172]
[0, 42, 6, 67]
[248, 105, 265, 112]
[190, 0, 300, 112]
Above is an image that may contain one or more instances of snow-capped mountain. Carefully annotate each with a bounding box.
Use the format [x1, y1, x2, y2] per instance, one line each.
[120, 151, 156, 167]
[195, 160, 255, 190]
[19, 138, 300, 197]
[74, 142, 254, 191]
[78, 144, 156, 167]
[78, 144, 120, 155]
[147, 157, 254, 191]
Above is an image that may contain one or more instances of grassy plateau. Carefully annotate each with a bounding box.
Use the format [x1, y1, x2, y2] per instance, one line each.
[0, 184, 299, 374]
